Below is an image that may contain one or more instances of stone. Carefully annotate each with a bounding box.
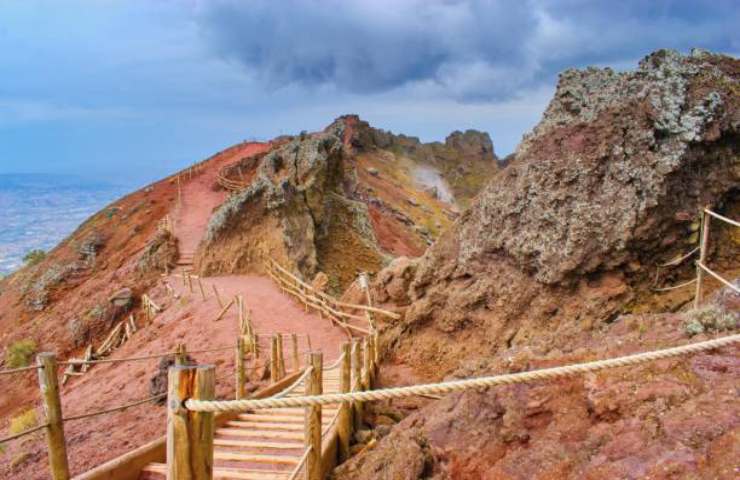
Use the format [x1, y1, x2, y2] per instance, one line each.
[108, 287, 133, 308]
[366, 167, 379, 177]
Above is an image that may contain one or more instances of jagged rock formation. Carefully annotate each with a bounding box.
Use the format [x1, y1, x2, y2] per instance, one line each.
[342, 49, 739, 479]
[198, 115, 499, 290]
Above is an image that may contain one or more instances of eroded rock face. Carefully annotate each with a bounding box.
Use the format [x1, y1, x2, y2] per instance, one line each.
[355, 49, 739, 479]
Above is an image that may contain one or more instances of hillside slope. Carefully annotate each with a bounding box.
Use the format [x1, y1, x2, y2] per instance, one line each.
[337, 49, 740, 479]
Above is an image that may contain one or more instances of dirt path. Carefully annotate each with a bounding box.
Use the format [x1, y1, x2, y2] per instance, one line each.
[174, 142, 271, 259]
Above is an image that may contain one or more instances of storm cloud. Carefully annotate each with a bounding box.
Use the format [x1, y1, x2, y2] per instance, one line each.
[197, 0, 739, 101]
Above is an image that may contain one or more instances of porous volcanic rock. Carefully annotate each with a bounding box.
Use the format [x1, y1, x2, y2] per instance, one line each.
[351, 49, 739, 479]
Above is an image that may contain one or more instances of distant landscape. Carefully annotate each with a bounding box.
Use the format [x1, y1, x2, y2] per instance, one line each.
[0, 174, 127, 275]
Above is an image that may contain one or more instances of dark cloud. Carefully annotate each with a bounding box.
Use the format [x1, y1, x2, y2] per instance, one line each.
[197, 0, 739, 101]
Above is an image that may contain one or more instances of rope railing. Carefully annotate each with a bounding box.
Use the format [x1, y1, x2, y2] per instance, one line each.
[287, 446, 312, 480]
[658, 246, 700, 267]
[62, 393, 166, 423]
[324, 352, 346, 370]
[705, 208, 740, 228]
[272, 366, 312, 399]
[652, 277, 696, 292]
[697, 261, 740, 293]
[0, 422, 49, 444]
[185, 333, 740, 412]
[0, 364, 43, 376]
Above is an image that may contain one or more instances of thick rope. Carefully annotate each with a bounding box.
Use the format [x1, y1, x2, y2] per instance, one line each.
[62, 393, 166, 422]
[704, 209, 740, 228]
[273, 367, 312, 399]
[61, 352, 177, 366]
[185, 333, 740, 412]
[658, 246, 699, 267]
[0, 364, 43, 376]
[696, 262, 740, 294]
[0, 423, 49, 444]
[652, 277, 696, 292]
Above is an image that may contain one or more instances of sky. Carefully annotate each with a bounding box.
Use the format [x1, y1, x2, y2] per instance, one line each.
[0, 0, 737, 188]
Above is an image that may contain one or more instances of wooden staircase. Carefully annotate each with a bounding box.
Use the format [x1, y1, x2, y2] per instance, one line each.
[140, 364, 342, 480]
[176, 251, 195, 268]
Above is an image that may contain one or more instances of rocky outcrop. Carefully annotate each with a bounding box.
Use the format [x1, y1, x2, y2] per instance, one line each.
[346, 115, 500, 207]
[199, 119, 387, 284]
[353, 49, 739, 479]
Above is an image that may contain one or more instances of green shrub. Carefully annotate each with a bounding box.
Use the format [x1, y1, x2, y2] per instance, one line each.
[684, 305, 738, 336]
[8, 409, 37, 435]
[22, 249, 46, 267]
[5, 340, 36, 368]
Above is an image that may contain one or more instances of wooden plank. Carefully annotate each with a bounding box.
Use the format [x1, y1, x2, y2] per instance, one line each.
[305, 352, 322, 480]
[142, 463, 290, 480]
[38, 353, 70, 480]
[213, 452, 300, 465]
[215, 428, 303, 442]
[167, 365, 215, 479]
[213, 438, 303, 449]
[338, 343, 352, 462]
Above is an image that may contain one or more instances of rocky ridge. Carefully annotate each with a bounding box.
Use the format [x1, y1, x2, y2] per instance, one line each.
[336, 49, 740, 479]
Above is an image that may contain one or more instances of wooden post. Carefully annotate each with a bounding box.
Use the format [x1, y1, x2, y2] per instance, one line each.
[236, 337, 245, 400]
[363, 337, 372, 389]
[373, 330, 380, 364]
[186, 273, 194, 294]
[276, 334, 286, 379]
[291, 333, 300, 371]
[367, 337, 376, 383]
[694, 209, 711, 309]
[175, 343, 187, 366]
[351, 340, 363, 431]
[167, 365, 215, 480]
[197, 277, 207, 301]
[212, 284, 223, 308]
[304, 352, 323, 480]
[338, 343, 352, 462]
[253, 333, 260, 359]
[270, 335, 279, 384]
[37, 353, 70, 480]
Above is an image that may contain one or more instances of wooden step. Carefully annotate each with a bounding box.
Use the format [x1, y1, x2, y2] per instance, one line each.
[214, 438, 304, 449]
[226, 420, 331, 431]
[214, 451, 300, 465]
[216, 428, 304, 441]
[251, 408, 338, 417]
[142, 463, 290, 480]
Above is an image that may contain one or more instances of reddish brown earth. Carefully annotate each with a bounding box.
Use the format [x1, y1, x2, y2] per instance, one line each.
[0, 139, 348, 479]
[174, 142, 271, 258]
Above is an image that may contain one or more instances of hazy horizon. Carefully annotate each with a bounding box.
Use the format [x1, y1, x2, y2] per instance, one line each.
[1, 1, 737, 187]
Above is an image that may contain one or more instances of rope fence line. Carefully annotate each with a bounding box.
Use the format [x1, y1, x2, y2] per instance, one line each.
[652, 277, 696, 292]
[185, 333, 740, 412]
[0, 364, 43, 376]
[658, 246, 700, 268]
[0, 422, 49, 445]
[697, 261, 740, 293]
[62, 393, 166, 423]
[705, 208, 740, 228]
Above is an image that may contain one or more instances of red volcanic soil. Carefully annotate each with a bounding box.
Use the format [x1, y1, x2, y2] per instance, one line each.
[175, 142, 271, 257]
[1, 273, 347, 479]
[0, 140, 348, 479]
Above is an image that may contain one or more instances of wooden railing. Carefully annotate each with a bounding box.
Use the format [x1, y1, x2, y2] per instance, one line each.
[264, 258, 399, 337]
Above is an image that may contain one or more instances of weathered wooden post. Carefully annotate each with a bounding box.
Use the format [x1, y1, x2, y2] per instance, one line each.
[351, 340, 363, 430]
[338, 343, 352, 462]
[175, 343, 188, 366]
[236, 337, 245, 399]
[253, 333, 260, 358]
[366, 337, 376, 384]
[304, 352, 323, 480]
[212, 284, 223, 308]
[167, 364, 215, 479]
[363, 337, 372, 389]
[186, 273, 194, 294]
[276, 334, 286, 379]
[694, 209, 711, 309]
[37, 353, 70, 480]
[291, 333, 300, 371]
[372, 330, 380, 364]
[197, 277, 207, 301]
[270, 335, 279, 383]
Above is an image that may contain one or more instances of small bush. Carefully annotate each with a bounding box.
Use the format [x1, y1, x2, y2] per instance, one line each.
[22, 249, 46, 267]
[5, 340, 36, 368]
[8, 409, 37, 435]
[684, 305, 738, 336]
